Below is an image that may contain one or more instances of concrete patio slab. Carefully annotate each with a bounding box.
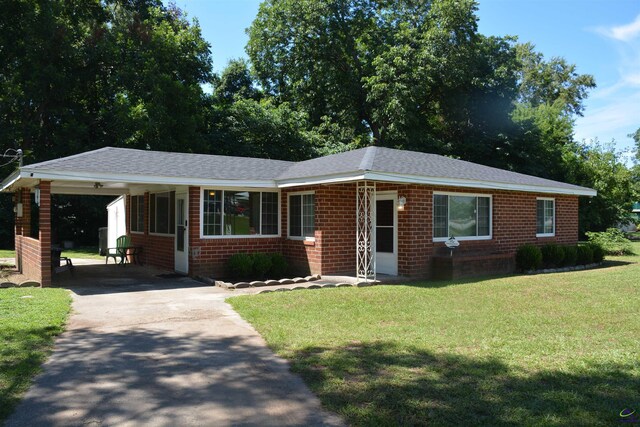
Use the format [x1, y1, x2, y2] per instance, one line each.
[5, 277, 343, 427]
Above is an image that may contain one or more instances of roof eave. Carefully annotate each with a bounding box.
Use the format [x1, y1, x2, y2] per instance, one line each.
[0, 170, 21, 193]
[17, 168, 278, 189]
[364, 172, 597, 196]
[276, 170, 596, 196]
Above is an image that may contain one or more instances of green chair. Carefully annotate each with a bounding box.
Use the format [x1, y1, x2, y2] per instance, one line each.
[105, 235, 132, 264]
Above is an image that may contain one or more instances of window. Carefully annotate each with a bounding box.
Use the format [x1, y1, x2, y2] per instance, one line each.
[289, 193, 315, 239]
[433, 193, 491, 240]
[130, 195, 144, 233]
[536, 198, 555, 236]
[202, 190, 279, 237]
[150, 191, 175, 235]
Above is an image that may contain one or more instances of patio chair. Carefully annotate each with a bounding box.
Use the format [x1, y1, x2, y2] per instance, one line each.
[105, 235, 131, 265]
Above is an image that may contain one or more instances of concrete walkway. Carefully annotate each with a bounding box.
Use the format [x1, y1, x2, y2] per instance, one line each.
[6, 278, 343, 426]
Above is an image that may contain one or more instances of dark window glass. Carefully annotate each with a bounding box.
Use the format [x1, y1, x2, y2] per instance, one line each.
[261, 192, 278, 235]
[289, 195, 302, 237]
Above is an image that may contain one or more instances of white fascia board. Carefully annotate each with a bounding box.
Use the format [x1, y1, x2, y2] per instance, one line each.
[0, 170, 20, 192]
[19, 168, 278, 189]
[363, 172, 598, 197]
[276, 173, 365, 188]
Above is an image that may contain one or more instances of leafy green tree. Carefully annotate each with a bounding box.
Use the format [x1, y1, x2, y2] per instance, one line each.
[206, 98, 317, 161]
[563, 141, 636, 234]
[630, 127, 640, 162]
[0, 0, 212, 163]
[213, 59, 259, 103]
[248, 0, 501, 151]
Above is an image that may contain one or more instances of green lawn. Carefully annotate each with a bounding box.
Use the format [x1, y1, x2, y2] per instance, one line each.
[230, 243, 640, 426]
[0, 288, 70, 423]
[0, 246, 103, 261]
[0, 249, 14, 258]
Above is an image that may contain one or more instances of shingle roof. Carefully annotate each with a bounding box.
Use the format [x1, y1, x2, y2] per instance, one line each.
[276, 146, 592, 194]
[16, 145, 595, 195]
[25, 147, 293, 181]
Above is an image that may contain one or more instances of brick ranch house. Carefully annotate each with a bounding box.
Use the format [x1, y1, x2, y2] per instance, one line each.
[1, 146, 596, 287]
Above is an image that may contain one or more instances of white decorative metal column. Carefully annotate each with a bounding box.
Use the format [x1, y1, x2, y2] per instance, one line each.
[356, 180, 376, 282]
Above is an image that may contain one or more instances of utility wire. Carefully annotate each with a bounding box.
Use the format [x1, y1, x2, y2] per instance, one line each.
[0, 148, 23, 168]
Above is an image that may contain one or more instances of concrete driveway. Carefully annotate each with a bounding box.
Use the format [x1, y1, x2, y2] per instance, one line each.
[6, 277, 343, 426]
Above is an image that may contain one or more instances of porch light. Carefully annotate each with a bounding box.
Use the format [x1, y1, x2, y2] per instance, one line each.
[398, 196, 406, 211]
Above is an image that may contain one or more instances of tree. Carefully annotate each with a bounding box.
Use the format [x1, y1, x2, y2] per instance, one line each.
[213, 59, 259, 103]
[246, 0, 597, 178]
[563, 141, 636, 234]
[630, 127, 640, 162]
[248, 0, 496, 150]
[0, 0, 213, 163]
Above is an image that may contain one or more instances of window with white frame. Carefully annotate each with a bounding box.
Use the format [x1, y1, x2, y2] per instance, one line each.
[202, 190, 279, 236]
[433, 193, 491, 240]
[289, 193, 315, 239]
[130, 195, 144, 233]
[536, 198, 555, 236]
[149, 191, 175, 235]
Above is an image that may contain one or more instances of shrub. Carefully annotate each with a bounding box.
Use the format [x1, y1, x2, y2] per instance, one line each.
[562, 245, 578, 267]
[226, 253, 253, 279]
[585, 228, 633, 255]
[269, 253, 288, 278]
[576, 245, 594, 265]
[589, 243, 605, 263]
[516, 244, 542, 272]
[541, 244, 565, 268]
[251, 253, 272, 278]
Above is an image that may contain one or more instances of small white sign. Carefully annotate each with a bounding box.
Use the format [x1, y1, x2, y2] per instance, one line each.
[445, 236, 459, 249]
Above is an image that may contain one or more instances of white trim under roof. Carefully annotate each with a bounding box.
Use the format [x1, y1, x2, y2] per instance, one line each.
[3, 165, 597, 197]
[12, 168, 277, 189]
[275, 171, 596, 196]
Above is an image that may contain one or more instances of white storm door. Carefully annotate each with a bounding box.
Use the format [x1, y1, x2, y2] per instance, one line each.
[375, 193, 398, 275]
[174, 192, 189, 274]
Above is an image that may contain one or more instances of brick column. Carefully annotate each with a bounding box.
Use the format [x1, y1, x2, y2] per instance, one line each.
[39, 181, 52, 287]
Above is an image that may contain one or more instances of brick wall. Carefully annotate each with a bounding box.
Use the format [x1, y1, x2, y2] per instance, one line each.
[187, 187, 282, 278]
[281, 184, 357, 276]
[13, 182, 52, 286]
[118, 182, 580, 281]
[127, 192, 176, 271]
[283, 182, 580, 279]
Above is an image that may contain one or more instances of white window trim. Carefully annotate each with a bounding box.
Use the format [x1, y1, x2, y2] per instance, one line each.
[149, 191, 175, 236]
[130, 194, 145, 235]
[433, 191, 493, 242]
[536, 197, 556, 237]
[199, 188, 281, 239]
[287, 191, 316, 241]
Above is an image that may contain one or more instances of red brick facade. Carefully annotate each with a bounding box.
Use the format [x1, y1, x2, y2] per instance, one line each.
[12, 179, 581, 285]
[14, 182, 52, 286]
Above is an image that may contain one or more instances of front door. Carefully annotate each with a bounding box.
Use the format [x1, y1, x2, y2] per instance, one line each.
[375, 193, 397, 275]
[174, 192, 188, 274]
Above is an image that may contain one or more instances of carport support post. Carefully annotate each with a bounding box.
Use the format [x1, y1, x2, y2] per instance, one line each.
[39, 181, 52, 287]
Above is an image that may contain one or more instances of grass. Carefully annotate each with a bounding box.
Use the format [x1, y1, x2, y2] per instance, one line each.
[0, 288, 71, 423]
[0, 249, 14, 258]
[230, 242, 640, 426]
[0, 246, 103, 260]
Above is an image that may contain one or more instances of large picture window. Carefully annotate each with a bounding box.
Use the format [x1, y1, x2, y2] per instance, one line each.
[289, 193, 315, 239]
[536, 198, 555, 236]
[433, 193, 491, 240]
[150, 191, 175, 235]
[202, 190, 279, 237]
[130, 195, 144, 233]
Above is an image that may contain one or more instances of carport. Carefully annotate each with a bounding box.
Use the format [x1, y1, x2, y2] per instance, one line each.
[1, 166, 184, 287]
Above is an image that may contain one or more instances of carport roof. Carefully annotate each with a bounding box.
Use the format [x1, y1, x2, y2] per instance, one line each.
[1, 146, 596, 196]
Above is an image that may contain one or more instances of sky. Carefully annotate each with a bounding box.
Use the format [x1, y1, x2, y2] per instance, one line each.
[171, 0, 640, 157]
